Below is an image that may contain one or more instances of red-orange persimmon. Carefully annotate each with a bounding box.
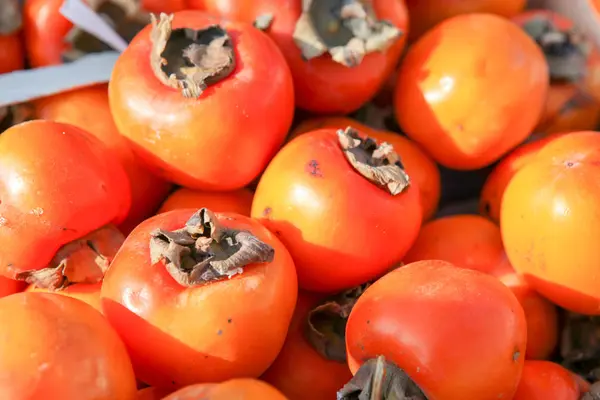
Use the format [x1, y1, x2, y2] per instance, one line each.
[513, 361, 580, 400]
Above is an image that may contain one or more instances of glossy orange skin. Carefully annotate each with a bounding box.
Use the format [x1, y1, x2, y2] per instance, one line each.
[199, 0, 409, 114]
[406, 0, 526, 42]
[513, 11, 600, 136]
[109, 11, 294, 190]
[163, 379, 287, 400]
[291, 117, 441, 221]
[0, 292, 137, 399]
[395, 13, 548, 170]
[33, 85, 171, 234]
[513, 361, 580, 400]
[502, 131, 600, 314]
[0, 276, 26, 298]
[158, 188, 254, 217]
[403, 215, 558, 360]
[142, 0, 187, 13]
[27, 283, 102, 312]
[101, 209, 298, 388]
[0, 34, 24, 74]
[137, 387, 173, 400]
[480, 133, 566, 224]
[261, 291, 352, 400]
[0, 120, 130, 279]
[346, 260, 527, 400]
[252, 128, 422, 293]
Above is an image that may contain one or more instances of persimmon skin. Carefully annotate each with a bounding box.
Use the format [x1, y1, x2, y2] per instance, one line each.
[252, 128, 422, 293]
[27, 283, 102, 312]
[261, 291, 352, 400]
[199, 0, 409, 114]
[501, 131, 600, 314]
[290, 117, 441, 221]
[109, 11, 294, 191]
[0, 276, 26, 298]
[163, 379, 287, 400]
[346, 260, 527, 400]
[395, 13, 548, 170]
[0, 33, 24, 74]
[101, 209, 298, 388]
[158, 188, 253, 217]
[480, 133, 566, 224]
[141, 0, 187, 13]
[513, 361, 580, 400]
[406, 0, 526, 42]
[0, 292, 137, 400]
[136, 387, 173, 400]
[0, 120, 130, 279]
[33, 85, 172, 235]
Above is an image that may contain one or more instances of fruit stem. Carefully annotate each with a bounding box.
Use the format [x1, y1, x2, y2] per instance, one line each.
[0, 0, 21, 35]
[149, 208, 274, 287]
[292, 0, 402, 67]
[150, 13, 236, 99]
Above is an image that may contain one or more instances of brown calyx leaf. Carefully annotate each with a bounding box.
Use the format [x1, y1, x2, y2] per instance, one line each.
[150, 13, 236, 99]
[0, 104, 34, 134]
[582, 382, 600, 400]
[338, 127, 410, 195]
[560, 312, 600, 381]
[15, 224, 125, 291]
[63, 0, 150, 63]
[522, 15, 590, 82]
[306, 283, 370, 362]
[149, 208, 274, 287]
[0, 0, 21, 35]
[293, 0, 402, 67]
[253, 14, 274, 31]
[338, 356, 427, 400]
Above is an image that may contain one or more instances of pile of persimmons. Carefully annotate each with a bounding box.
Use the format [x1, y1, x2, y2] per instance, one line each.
[1, 0, 600, 399]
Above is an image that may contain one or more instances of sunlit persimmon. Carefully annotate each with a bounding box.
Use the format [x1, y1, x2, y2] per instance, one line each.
[163, 379, 287, 400]
[513, 361, 580, 400]
[158, 188, 253, 217]
[0, 276, 25, 298]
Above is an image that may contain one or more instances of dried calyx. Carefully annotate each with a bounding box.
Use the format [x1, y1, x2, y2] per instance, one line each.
[338, 356, 427, 400]
[0, 0, 21, 35]
[293, 0, 402, 67]
[338, 127, 410, 195]
[306, 283, 370, 362]
[582, 382, 600, 400]
[522, 16, 591, 81]
[15, 225, 125, 290]
[560, 312, 600, 381]
[149, 208, 274, 287]
[62, 0, 150, 62]
[150, 13, 236, 99]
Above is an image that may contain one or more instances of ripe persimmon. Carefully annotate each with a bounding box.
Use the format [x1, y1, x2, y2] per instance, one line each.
[109, 11, 294, 190]
[0, 0, 24, 74]
[198, 0, 409, 114]
[395, 13, 548, 170]
[33, 85, 172, 234]
[252, 127, 422, 293]
[513, 361, 580, 400]
[343, 260, 527, 400]
[163, 379, 287, 400]
[0, 276, 25, 298]
[158, 188, 253, 217]
[137, 387, 173, 400]
[0, 292, 137, 399]
[501, 131, 600, 314]
[101, 208, 297, 388]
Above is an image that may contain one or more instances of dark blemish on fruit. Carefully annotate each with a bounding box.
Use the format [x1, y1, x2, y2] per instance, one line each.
[366, 320, 370, 324]
[217, 329, 223, 335]
[262, 207, 272, 218]
[483, 201, 491, 216]
[227, 318, 232, 323]
[306, 159, 323, 177]
[7, 263, 13, 267]
[566, 161, 575, 168]
[274, 230, 282, 237]
[513, 350, 521, 362]
[171, 380, 176, 385]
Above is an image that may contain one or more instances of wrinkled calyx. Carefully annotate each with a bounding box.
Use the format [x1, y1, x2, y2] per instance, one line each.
[338, 127, 410, 195]
[560, 313, 600, 380]
[150, 208, 274, 287]
[306, 283, 370, 362]
[0, 0, 21, 35]
[63, 0, 149, 62]
[15, 225, 125, 291]
[338, 356, 427, 400]
[293, 0, 402, 67]
[582, 382, 600, 400]
[150, 13, 236, 99]
[522, 16, 590, 81]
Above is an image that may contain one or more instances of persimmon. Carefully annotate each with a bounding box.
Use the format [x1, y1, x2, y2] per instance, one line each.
[342, 260, 527, 400]
[513, 10, 600, 136]
[26, 283, 102, 312]
[0, 276, 26, 298]
[158, 188, 253, 216]
[261, 290, 354, 400]
[405, 0, 526, 42]
[142, 0, 187, 14]
[395, 13, 549, 170]
[101, 208, 297, 388]
[137, 387, 173, 400]
[163, 379, 287, 400]
[0, 121, 130, 292]
[480, 133, 566, 224]
[502, 131, 600, 314]
[513, 361, 580, 400]
[0, 0, 24, 74]
[404, 215, 559, 360]
[0, 292, 137, 399]
[252, 127, 422, 293]
[291, 119, 440, 221]
[198, 0, 409, 114]
[109, 11, 294, 190]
